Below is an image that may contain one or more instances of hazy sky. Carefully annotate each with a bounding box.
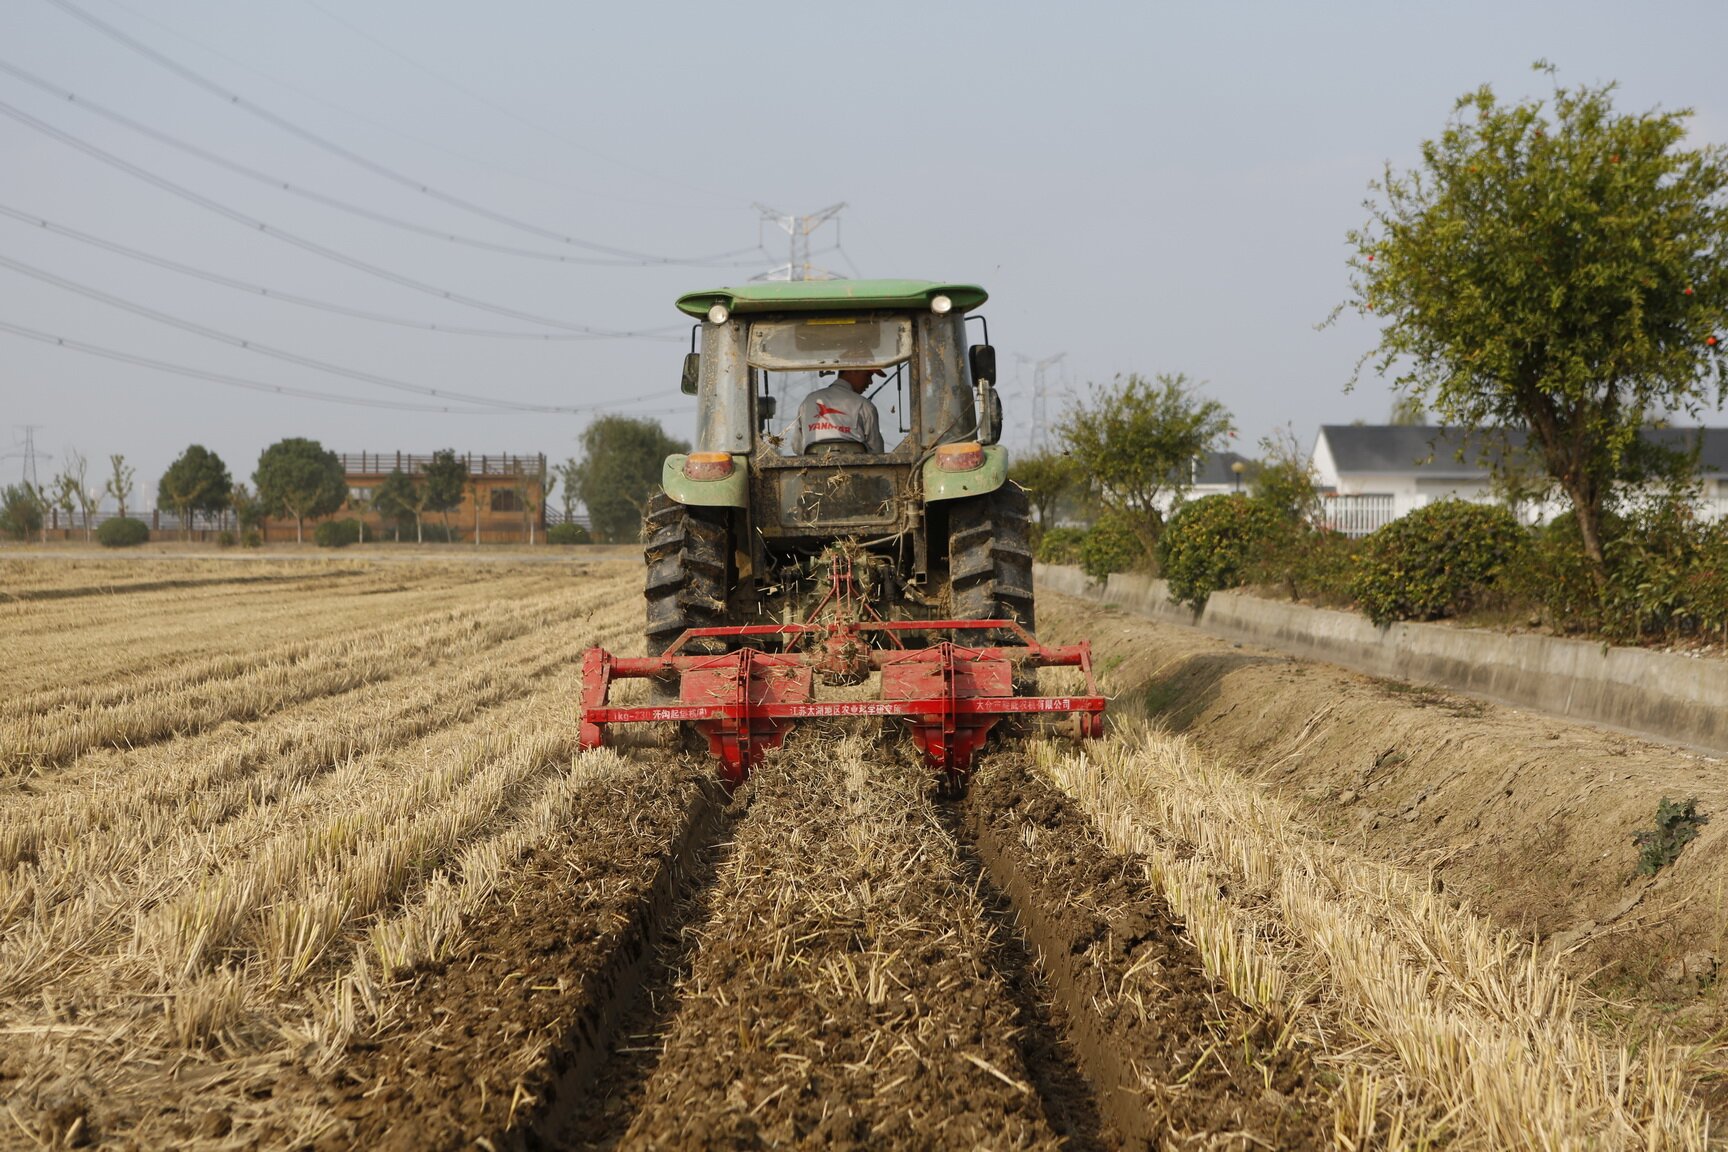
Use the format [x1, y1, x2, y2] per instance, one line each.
[3, 1, 1725, 509]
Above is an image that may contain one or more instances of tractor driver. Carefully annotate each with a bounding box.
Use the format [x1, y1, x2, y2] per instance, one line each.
[791, 369, 885, 456]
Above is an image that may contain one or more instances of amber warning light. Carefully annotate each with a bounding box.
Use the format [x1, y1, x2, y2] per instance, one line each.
[683, 452, 735, 481]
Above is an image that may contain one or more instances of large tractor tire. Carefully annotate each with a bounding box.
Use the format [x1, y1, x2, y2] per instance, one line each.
[948, 483, 1037, 654]
[644, 492, 732, 666]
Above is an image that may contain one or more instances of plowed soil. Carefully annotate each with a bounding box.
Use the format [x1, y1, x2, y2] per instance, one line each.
[963, 756, 1331, 1149]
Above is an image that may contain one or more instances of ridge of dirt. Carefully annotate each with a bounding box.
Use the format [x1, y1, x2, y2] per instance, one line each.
[963, 755, 1333, 1150]
[1038, 588, 1728, 1041]
[615, 734, 1065, 1150]
[309, 759, 725, 1152]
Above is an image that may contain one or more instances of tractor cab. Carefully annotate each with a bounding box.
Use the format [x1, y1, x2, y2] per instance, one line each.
[669, 280, 1004, 550]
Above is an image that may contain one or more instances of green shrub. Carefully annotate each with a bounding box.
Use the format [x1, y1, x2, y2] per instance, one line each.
[1601, 494, 1710, 642]
[547, 523, 591, 545]
[314, 518, 363, 548]
[1634, 797, 1708, 876]
[1157, 494, 1286, 609]
[0, 485, 43, 541]
[96, 516, 150, 548]
[1079, 512, 1142, 581]
[1035, 526, 1086, 566]
[1349, 499, 1527, 625]
[242, 528, 263, 549]
[1503, 513, 1610, 633]
[216, 530, 236, 549]
[1251, 525, 1358, 605]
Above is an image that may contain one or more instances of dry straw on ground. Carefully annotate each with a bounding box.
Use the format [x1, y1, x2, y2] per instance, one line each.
[1038, 722, 1715, 1150]
[0, 559, 653, 1146]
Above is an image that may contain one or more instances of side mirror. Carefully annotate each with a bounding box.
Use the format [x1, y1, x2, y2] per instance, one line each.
[757, 393, 777, 428]
[968, 344, 997, 387]
[680, 352, 701, 396]
[977, 381, 1003, 446]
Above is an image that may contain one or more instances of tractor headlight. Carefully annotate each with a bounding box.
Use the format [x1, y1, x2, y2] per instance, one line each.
[935, 441, 985, 472]
[929, 294, 952, 315]
[683, 452, 735, 481]
[707, 303, 730, 325]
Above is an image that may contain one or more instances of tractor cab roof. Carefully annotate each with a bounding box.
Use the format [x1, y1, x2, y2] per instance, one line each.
[675, 279, 987, 318]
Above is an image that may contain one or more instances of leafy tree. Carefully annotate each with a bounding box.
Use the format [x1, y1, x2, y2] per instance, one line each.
[104, 453, 134, 518]
[372, 469, 421, 543]
[1010, 448, 1082, 529]
[1344, 67, 1728, 581]
[573, 416, 689, 543]
[1056, 372, 1234, 567]
[158, 445, 232, 541]
[423, 449, 468, 540]
[255, 437, 346, 544]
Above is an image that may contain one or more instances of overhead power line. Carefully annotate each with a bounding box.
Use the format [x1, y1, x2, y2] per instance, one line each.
[0, 319, 506, 413]
[0, 97, 676, 337]
[294, 0, 742, 208]
[0, 201, 679, 342]
[45, 0, 742, 258]
[0, 253, 654, 415]
[97, 0, 735, 213]
[0, 58, 760, 269]
[0, 318, 687, 417]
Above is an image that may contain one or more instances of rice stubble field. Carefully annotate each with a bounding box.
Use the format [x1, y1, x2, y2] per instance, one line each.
[0, 555, 1716, 1149]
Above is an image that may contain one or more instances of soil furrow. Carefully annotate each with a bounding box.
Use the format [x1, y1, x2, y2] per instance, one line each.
[308, 756, 727, 1152]
[960, 753, 1334, 1151]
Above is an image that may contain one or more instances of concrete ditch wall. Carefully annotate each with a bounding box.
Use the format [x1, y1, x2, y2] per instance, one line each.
[1036, 563, 1728, 757]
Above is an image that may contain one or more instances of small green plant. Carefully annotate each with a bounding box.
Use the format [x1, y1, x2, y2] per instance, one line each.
[1034, 526, 1086, 566]
[95, 516, 150, 548]
[547, 522, 591, 546]
[242, 528, 263, 548]
[313, 518, 363, 548]
[1633, 797, 1708, 876]
[1157, 493, 1285, 609]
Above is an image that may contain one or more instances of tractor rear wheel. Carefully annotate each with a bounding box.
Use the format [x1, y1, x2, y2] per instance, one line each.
[948, 484, 1037, 682]
[644, 493, 732, 708]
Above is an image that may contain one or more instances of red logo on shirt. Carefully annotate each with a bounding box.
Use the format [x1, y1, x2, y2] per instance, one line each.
[815, 402, 846, 418]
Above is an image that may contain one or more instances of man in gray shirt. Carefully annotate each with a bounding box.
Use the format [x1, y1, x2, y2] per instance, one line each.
[791, 369, 885, 456]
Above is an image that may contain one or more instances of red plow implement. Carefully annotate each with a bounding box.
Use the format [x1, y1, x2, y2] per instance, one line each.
[579, 616, 1105, 787]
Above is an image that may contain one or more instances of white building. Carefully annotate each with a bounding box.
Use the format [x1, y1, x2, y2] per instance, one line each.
[1311, 425, 1728, 536]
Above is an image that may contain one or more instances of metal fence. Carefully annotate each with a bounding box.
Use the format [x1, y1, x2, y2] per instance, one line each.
[1318, 494, 1396, 538]
[334, 452, 546, 476]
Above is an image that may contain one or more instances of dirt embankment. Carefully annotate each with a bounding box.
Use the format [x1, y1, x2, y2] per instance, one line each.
[1037, 589, 1728, 1032]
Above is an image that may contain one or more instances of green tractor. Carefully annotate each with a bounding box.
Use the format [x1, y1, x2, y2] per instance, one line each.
[579, 280, 1103, 786]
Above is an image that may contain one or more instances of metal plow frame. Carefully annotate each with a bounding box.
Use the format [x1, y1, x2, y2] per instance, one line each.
[580, 618, 1106, 786]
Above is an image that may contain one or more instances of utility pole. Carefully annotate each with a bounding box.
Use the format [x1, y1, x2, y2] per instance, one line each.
[751, 203, 848, 283]
[1016, 354, 1065, 451]
[3, 425, 50, 488]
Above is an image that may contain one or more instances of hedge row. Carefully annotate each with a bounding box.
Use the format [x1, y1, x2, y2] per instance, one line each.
[1053, 493, 1728, 644]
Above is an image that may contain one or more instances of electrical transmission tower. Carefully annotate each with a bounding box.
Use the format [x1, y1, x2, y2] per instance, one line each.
[1017, 353, 1065, 451]
[3, 425, 50, 488]
[751, 203, 849, 282]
